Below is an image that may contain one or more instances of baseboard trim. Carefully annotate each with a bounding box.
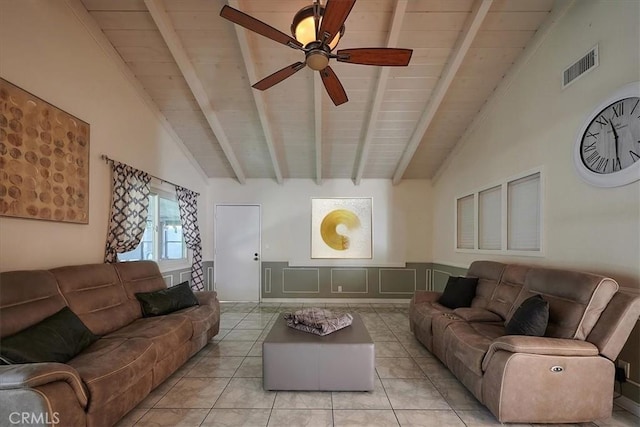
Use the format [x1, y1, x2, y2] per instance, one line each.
[615, 394, 640, 417]
[260, 298, 411, 304]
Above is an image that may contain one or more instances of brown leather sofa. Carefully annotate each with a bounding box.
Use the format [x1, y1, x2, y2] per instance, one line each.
[409, 261, 640, 424]
[0, 261, 220, 427]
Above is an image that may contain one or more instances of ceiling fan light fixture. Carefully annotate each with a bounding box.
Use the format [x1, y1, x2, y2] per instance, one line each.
[291, 4, 343, 50]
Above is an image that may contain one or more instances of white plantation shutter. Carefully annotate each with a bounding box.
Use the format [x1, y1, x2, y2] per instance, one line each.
[478, 186, 501, 250]
[457, 195, 475, 249]
[507, 173, 540, 251]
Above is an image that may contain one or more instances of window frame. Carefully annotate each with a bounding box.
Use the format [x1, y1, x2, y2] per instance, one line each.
[454, 168, 544, 257]
[118, 184, 191, 272]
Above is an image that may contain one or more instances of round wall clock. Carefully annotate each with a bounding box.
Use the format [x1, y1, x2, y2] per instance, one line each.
[574, 81, 640, 187]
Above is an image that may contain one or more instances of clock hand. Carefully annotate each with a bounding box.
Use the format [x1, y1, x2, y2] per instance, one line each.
[611, 120, 620, 167]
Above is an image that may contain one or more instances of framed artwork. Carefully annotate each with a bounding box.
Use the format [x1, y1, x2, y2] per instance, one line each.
[0, 78, 90, 223]
[311, 198, 372, 259]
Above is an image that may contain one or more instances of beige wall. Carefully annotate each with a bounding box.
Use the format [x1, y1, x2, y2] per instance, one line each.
[0, 0, 209, 271]
[432, 0, 639, 286]
[430, 0, 640, 399]
[207, 179, 432, 266]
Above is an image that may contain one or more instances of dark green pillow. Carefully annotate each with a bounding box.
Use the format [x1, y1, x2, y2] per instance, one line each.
[135, 281, 199, 317]
[505, 295, 549, 336]
[0, 307, 98, 364]
[438, 276, 478, 309]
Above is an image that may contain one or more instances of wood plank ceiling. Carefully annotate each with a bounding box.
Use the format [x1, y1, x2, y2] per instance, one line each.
[78, 0, 557, 183]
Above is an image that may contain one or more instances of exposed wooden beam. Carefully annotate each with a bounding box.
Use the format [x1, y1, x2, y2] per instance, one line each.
[65, 0, 210, 183]
[353, 0, 408, 185]
[392, 0, 493, 185]
[228, 0, 284, 184]
[314, 73, 323, 185]
[432, 0, 576, 183]
[144, 0, 246, 184]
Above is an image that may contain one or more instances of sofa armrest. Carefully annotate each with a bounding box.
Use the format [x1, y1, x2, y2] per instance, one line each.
[411, 290, 442, 305]
[482, 336, 599, 372]
[453, 307, 503, 322]
[194, 290, 218, 307]
[0, 363, 88, 408]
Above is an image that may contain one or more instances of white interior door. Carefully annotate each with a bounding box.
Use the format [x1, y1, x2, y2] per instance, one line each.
[214, 205, 261, 302]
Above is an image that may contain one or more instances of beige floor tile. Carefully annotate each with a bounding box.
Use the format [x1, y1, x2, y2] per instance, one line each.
[333, 409, 400, 426]
[369, 329, 399, 342]
[594, 408, 640, 426]
[455, 408, 530, 426]
[274, 391, 333, 409]
[394, 409, 465, 426]
[134, 408, 209, 426]
[248, 341, 263, 357]
[400, 340, 433, 357]
[376, 358, 425, 379]
[223, 329, 262, 341]
[235, 356, 263, 377]
[155, 377, 230, 409]
[186, 356, 243, 378]
[375, 341, 411, 357]
[208, 341, 253, 356]
[268, 409, 333, 426]
[432, 379, 484, 410]
[381, 378, 450, 410]
[332, 379, 392, 410]
[214, 378, 276, 409]
[414, 357, 456, 382]
[114, 409, 148, 427]
[200, 409, 271, 427]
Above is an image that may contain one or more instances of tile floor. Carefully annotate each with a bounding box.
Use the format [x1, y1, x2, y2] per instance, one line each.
[116, 302, 639, 427]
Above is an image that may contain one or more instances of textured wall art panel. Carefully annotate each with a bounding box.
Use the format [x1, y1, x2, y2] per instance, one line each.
[311, 198, 372, 259]
[0, 78, 90, 223]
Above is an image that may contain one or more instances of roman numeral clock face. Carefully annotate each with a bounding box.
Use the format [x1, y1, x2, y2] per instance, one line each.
[575, 82, 640, 187]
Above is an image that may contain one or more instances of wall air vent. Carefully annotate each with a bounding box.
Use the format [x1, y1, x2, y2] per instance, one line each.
[562, 45, 598, 89]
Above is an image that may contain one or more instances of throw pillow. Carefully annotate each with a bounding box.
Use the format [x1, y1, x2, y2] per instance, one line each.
[135, 281, 199, 317]
[505, 294, 549, 336]
[0, 307, 98, 364]
[438, 276, 479, 309]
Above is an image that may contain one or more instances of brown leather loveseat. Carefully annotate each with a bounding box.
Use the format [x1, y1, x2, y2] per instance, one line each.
[0, 261, 220, 427]
[409, 261, 640, 424]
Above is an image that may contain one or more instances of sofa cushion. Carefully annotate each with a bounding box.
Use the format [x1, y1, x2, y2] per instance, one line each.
[516, 268, 618, 339]
[136, 282, 199, 317]
[444, 321, 505, 376]
[175, 304, 217, 337]
[105, 315, 192, 360]
[0, 270, 67, 338]
[505, 295, 549, 337]
[0, 307, 98, 364]
[50, 264, 140, 335]
[68, 337, 156, 411]
[486, 264, 529, 318]
[467, 261, 506, 309]
[439, 277, 478, 309]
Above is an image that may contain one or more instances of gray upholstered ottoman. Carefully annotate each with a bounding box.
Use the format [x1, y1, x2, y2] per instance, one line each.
[262, 312, 375, 391]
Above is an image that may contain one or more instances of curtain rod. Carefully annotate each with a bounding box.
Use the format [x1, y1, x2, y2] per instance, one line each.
[100, 155, 200, 196]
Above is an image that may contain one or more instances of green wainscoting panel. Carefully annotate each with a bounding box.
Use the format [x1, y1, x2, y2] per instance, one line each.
[261, 262, 430, 299]
[162, 261, 214, 291]
[430, 263, 468, 292]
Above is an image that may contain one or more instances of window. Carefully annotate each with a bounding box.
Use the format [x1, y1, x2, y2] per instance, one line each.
[478, 186, 501, 250]
[455, 170, 542, 255]
[119, 190, 187, 263]
[456, 195, 475, 249]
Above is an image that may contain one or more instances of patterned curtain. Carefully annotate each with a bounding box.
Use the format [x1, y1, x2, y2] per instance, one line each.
[176, 186, 204, 291]
[104, 161, 151, 263]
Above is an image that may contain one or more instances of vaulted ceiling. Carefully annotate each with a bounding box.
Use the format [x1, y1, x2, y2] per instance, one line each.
[77, 0, 558, 184]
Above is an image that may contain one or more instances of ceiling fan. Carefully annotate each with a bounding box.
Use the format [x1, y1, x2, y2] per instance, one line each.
[220, 0, 413, 106]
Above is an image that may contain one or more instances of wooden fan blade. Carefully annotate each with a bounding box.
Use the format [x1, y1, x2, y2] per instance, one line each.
[320, 66, 348, 106]
[318, 0, 356, 46]
[252, 62, 306, 91]
[337, 48, 413, 66]
[220, 5, 302, 49]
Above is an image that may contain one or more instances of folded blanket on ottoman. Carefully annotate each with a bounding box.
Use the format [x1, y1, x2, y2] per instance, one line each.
[284, 307, 353, 336]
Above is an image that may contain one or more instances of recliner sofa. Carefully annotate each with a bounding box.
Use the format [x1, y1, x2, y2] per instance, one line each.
[410, 260, 640, 423]
[0, 261, 220, 427]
